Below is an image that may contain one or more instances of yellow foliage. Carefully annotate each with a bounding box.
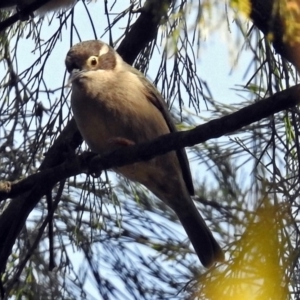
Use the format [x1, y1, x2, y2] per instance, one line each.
[230, 0, 251, 17]
[197, 199, 290, 300]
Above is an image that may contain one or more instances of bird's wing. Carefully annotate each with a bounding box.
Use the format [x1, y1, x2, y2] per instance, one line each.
[127, 66, 194, 195]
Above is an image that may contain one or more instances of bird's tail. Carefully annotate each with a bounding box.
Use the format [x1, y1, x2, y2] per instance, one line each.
[175, 204, 224, 268]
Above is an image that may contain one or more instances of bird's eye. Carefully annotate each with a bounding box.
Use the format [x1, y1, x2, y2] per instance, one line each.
[87, 56, 98, 67]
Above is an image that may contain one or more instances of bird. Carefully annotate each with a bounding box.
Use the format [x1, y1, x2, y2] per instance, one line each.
[0, 0, 76, 15]
[65, 40, 224, 268]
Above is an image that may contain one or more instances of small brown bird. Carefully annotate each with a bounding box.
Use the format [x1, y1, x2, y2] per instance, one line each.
[65, 40, 224, 267]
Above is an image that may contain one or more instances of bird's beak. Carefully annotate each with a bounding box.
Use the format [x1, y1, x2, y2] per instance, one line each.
[68, 68, 81, 85]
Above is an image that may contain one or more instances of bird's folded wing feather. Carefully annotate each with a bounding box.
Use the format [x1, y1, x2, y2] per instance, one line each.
[127, 66, 194, 195]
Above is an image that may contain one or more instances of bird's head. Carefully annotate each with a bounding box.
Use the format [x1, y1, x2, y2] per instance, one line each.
[65, 40, 122, 80]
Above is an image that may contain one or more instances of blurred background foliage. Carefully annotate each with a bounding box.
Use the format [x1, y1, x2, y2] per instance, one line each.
[0, 0, 299, 299]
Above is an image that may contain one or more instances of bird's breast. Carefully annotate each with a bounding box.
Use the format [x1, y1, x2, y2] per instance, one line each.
[70, 70, 169, 155]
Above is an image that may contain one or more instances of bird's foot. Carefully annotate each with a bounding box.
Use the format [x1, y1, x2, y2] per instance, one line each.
[81, 152, 101, 177]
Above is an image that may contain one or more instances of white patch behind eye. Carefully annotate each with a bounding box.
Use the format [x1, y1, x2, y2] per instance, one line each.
[99, 44, 110, 57]
[114, 52, 125, 72]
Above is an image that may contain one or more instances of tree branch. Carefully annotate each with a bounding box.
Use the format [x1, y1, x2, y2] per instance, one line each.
[1, 83, 300, 202]
[117, 0, 172, 65]
[0, 0, 54, 32]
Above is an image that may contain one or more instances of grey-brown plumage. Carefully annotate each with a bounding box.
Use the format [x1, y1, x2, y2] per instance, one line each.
[65, 40, 224, 268]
